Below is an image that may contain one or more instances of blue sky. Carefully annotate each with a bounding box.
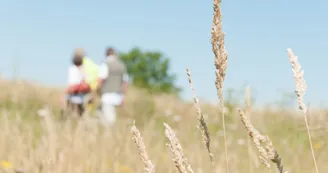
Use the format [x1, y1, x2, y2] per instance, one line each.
[1, 0, 328, 107]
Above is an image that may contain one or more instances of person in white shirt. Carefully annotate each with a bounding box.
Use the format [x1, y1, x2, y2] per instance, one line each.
[97, 47, 129, 125]
[65, 52, 90, 116]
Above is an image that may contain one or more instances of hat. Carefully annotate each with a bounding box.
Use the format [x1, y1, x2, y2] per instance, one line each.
[73, 48, 85, 57]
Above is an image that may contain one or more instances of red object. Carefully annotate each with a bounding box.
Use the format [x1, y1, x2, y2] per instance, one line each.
[67, 85, 80, 94]
[66, 81, 90, 94]
[78, 81, 91, 93]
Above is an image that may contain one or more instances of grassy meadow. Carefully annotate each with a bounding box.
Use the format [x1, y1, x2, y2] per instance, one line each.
[0, 76, 327, 173]
[1, 1, 327, 173]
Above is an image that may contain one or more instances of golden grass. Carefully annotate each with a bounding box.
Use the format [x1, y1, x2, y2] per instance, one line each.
[131, 1, 321, 173]
[131, 123, 155, 173]
[186, 68, 213, 166]
[0, 78, 327, 172]
[287, 48, 319, 173]
[211, 0, 230, 171]
[0, 0, 326, 173]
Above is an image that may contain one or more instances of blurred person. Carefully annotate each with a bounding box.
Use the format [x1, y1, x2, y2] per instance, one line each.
[97, 47, 129, 125]
[65, 48, 99, 116]
[74, 48, 99, 92]
[65, 52, 89, 116]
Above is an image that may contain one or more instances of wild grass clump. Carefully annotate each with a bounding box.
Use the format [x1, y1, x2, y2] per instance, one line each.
[130, 0, 321, 173]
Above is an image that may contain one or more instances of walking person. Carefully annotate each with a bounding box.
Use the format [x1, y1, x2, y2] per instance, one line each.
[63, 48, 99, 117]
[65, 51, 90, 116]
[97, 47, 129, 125]
[74, 48, 99, 92]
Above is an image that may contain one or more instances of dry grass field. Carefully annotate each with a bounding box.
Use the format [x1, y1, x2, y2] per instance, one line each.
[1, 75, 328, 173]
[1, 0, 327, 173]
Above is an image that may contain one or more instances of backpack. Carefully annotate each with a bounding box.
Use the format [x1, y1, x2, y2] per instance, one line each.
[82, 57, 99, 91]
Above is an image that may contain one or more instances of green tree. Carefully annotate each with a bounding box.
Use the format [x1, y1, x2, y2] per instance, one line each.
[119, 47, 181, 94]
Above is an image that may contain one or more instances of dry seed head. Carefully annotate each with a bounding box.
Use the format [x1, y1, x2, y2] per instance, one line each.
[287, 48, 319, 173]
[211, 0, 229, 172]
[164, 123, 194, 173]
[211, 0, 228, 103]
[238, 109, 271, 168]
[286, 48, 307, 114]
[186, 68, 213, 164]
[131, 124, 155, 173]
[238, 108, 288, 173]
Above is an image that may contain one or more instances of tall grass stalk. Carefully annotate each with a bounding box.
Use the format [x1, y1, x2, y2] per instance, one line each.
[286, 48, 319, 173]
[244, 86, 254, 173]
[163, 123, 194, 173]
[211, 0, 229, 172]
[238, 109, 288, 173]
[131, 123, 155, 173]
[186, 68, 214, 167]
